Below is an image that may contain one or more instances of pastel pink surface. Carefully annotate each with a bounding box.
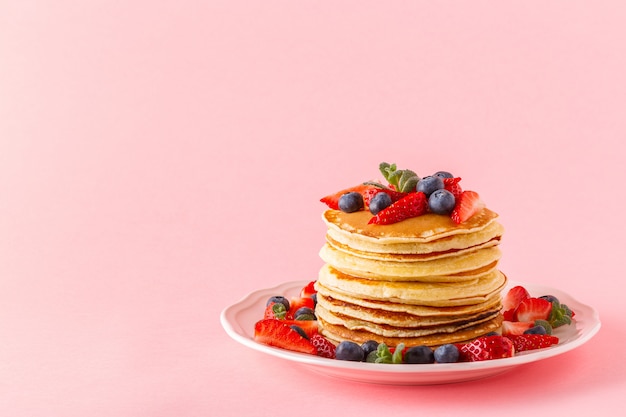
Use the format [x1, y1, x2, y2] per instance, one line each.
[1, 1, 625, 416]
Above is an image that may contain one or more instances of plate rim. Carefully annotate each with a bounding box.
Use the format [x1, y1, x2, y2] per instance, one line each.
[220, 280, 601, 379]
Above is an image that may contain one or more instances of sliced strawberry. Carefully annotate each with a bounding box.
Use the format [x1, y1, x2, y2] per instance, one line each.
[310, 334, 336, 358]
[254, 319, 317, 355]
[514, 297, 553, 322]
[320, 184, 376, 209]
[287, 296, 316, 319]
[299, 281, 317, 299]
[457, 335, 515, 362]
[501, 320, 534, 336]
[450, 190, 485, 224]
[283, 320, 319, 339]
[443, 177, 463, 199]
[502, 285, 531, 312]
[362, 187, 408, 207]
[368, 192, 429, 225]
[507, 334, 559, 352]
[263, 302, 287, 320]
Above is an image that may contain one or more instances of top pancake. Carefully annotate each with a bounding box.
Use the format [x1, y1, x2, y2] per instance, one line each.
[323, 208, 503, 254]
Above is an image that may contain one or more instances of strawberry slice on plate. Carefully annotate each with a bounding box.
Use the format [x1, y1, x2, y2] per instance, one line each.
[457, 335, 515, 362]
[254, 319, 317, 355]
[507, 334, 559, 352]
[514, 297, 553, 322]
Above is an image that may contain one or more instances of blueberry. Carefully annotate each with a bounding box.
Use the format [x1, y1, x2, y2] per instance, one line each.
[416, 176, 444, 196]
[540, 295, 559, 304]
[524, 325, 547, 335]
[310, 293, 317, 307]
[294, 307, 316, 321]
[335, 341, 365, 361]
[289, 325, 309, 339]
[361, 340, 380, 357]
[428, 189, 456, 214]
[368, 192, 392, 215]
[433, 171, 454, 179]
[485, 331, 500, 337]
[433, 344, 460, 363]
[266, 296, 290, 311]
[338, 192, 364, 213]
[404, 345, 434, 364]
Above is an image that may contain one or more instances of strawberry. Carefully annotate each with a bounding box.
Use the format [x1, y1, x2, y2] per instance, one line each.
[254, 319, 317, 355]
[263, 302, 287, 320]
[282, 320, 319, 339]
[501, 320, 535, 336]
[457, 335, 515, 362]
[368, 192, 429, 225]
[450, 190, 485, 224]
[362, 186, 407, 207]
[514, 297, 553, 322]
[507, 334, 559, 352]
[502, 285, 531, 311]
[443, 177, 463, 199]
[287, 296, 315, 319]
[320, 184, 376, 209]
[299, 281, 317, 299]
[310, 334, 336, 358]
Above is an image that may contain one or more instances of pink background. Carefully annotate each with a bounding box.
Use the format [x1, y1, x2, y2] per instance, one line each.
[1, 1, 625, 415]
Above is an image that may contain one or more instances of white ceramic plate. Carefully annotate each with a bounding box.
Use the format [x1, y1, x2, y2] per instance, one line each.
[220, 280, 600, 385]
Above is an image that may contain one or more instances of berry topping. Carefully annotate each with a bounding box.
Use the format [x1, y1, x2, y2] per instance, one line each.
[513, 297, 553, 322]
[443, 177, 463, 199]
[507, 334, 559, 352]
[433, 344, 460, 363]
[287, 296, 315, 320]
[523, 325, 548, 335]
[433, 171, 454, 179]
[299, 281, 317, 299]
[335, 341, 365, 362]
[404, 345, 435, 364]
[360, 340, 380, 358]
[428, 189, 456, 214]
[320, 183, 376, 210]
[368, 191, 393, 215]
[368, 192, 429, 225]
[338, 191, 364, 213]
[310, 334, 336, 358]
[458, 335, 515, 362]
[293, 307, 316, 321]
[254, 319, 317, 355]
[450, 190, 485, 224]
[416, 176, 444, 196]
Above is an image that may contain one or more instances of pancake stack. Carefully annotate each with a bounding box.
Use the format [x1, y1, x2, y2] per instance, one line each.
[314, 206, 507, 348]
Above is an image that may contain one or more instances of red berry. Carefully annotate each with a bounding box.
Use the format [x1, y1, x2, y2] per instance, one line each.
[299, 281, 317, 299]
[254, 319, 317, 355]
[450, 190, 485, 224]
[310, 334, 336, 358]
[502, 285, 531, 312]
[287, 297, 315, 319]
[507, 334, 559, 352]
[362, 187, 408, 207]
[458, 335, 515, 362]
[320, 184, 377, 210]
[263, 302, 287, 320]
[514, 297, 553, 322]
[368, 192, 429, 225]
[501, 320, 535, 337]
[443, 177, 463, 199]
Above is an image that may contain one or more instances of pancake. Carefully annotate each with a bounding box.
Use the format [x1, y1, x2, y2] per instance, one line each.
[318, 316, 504, 348]
[315, 281, 502, 317]
[316, 294, 502, 328]
[317, 264, 507, 306]
[320, 243, 502, 281]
